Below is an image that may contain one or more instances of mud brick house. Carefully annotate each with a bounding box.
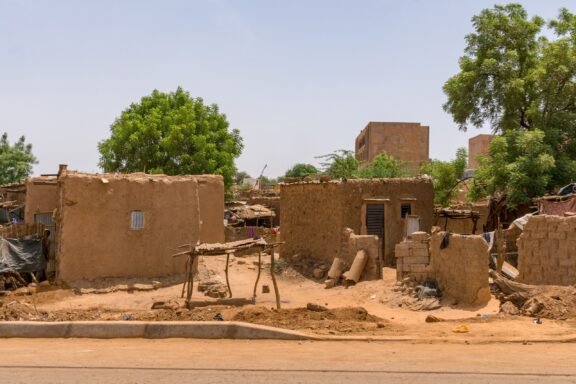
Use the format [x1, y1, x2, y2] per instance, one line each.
[355, 122, 429, 175]
[280, 178, 434, 268]
[23, 166, 224, 282]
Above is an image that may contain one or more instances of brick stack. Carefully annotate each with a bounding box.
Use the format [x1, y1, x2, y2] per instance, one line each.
[394, 231, 432, 283]
[517, 215, 576, 286]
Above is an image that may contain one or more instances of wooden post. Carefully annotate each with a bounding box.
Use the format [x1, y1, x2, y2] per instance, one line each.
[253, 248, 263, 300]
[225, 252, 233, 298]
[496, 221, 505, 274]
[269, 246, 281, 309]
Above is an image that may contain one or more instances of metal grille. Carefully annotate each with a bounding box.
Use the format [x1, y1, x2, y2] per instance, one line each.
[366, 204, 384, 238]
[130, 211, 145, 230]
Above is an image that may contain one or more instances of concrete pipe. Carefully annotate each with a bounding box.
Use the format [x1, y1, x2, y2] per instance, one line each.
[327, 257, 344, 280]
[342, 249, 368, 284]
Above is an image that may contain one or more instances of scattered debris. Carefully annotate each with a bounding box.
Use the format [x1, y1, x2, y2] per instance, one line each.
[452, 324, 470, 333]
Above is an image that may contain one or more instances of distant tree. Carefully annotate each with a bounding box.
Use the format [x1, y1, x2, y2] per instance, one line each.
[468, 129, 557, 208]
[316, 150, 359, 179]
[234, 171, 251, 185]
[355, 153, 409, 179]
[0, 133, 37, 185]
[420, 147, 468, 207]
[284, 163, 319, 178]
[98, 87, 243, 190]
[443, 4, 576, 192]
[260, 176, 278, 185]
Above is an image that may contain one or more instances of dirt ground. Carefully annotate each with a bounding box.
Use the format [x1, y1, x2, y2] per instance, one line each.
[1, 252, 576, 341]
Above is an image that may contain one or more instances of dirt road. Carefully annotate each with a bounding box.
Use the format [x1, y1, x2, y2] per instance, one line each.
[1, 339, 575, 383]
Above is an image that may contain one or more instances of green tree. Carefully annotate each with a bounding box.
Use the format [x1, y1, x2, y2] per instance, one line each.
[234, 171, 251, 185]
[355, 152, 409, 179]
[443, 4, 576, 194]
[420, 148, 468, 207]
[469, 129, 557, 208]
[316, 150, 359, 179]
[0, 133, 38, 185]
[284, 163, 319, 178]
[98, 87, 243, 190]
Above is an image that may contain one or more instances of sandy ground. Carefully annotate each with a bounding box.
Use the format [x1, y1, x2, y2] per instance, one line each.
[2, 252, 576, 341]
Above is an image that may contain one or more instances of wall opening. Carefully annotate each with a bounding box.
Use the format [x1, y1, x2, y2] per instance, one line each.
[130, 211, 145, 230]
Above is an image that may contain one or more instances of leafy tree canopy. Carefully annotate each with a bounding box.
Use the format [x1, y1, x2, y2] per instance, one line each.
[234, 171, 251, 185]
[421, 148, 468, 207]
[0, 133, 37, 185]
[284, 163, 319, 178]
[469, 129, 557, 208]
[316, 150, 359, 179]
[98, 87, 243, 190]
[443, 4, 576, 196]
[355, 152, 409, 179]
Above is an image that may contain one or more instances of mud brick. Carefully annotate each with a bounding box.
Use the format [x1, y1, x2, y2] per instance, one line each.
[403, 256, 429, 265]
[559, 258, 576, 267]
[411, 248, 429, 257]
[549, 231, 567, 240]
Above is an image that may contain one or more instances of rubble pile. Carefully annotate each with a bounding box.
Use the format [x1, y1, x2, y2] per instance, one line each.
[492, 271, 576, 320]
[391, 276, 441, 311]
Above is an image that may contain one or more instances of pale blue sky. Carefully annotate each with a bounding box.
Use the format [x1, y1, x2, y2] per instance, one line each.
[1, 0, 573, 178]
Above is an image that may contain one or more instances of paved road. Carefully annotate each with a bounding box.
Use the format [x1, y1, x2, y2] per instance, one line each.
[1, 339, 575, 383]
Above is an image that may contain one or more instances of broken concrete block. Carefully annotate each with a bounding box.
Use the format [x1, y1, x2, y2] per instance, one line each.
[324, 279, 336, 289]
[313, 268, 325, 279]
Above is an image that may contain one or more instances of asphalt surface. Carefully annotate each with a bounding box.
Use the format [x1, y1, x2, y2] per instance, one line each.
[2, 339, 575, 383]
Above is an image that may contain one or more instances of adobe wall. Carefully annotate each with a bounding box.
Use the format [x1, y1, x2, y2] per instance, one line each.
[517, 215, 576, 285]
[468, 134, 493, 169]
[280, 182, 343, 264]
[56, 173, 223, 282]
[441, 203, 489, 234]
[24, 177, 59, 224]
[280, 178, 434, 268]
[430, 232, 491, 305]
[341, 228, 380, 280]
[355, 122, 429, 175]
[196, 175, 225, 243]
[340, 178, 434, 265]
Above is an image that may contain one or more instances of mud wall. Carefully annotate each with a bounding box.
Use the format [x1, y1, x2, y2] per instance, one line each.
[430, 232, 491, 306]
[280, 182, 343, 264]
[196, 176, 225, 244]
[441, 204, 489, 235]
[340, 178, 434, 266]
[280, 178, 434, 268]
[57, 173, 223, 282]
[517, 215, 576, 285]
[24, 178, 59, 224]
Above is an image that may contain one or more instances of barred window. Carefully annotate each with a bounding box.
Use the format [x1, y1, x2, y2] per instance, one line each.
[130, 211, 145, 230]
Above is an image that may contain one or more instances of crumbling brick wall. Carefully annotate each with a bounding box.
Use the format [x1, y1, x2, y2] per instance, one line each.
[342, 228, 380, 279]
[395, 232, 432, 282]
[517, 215, 576, 285]
[429, 232, 491, 306]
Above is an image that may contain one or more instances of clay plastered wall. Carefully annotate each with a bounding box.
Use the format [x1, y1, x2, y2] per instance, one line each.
[442, 204, 489, 235]
[341, 228, 380, 280]
[196, 176, 225, 243]
[430, 232, 491, 305]
[357, 122, 429, 175]
[468, 134, 493, 169]
[280, 183, 342, 264]
[517, 215, 576, 285]
[340, 178, 434, 266]
[280, 178, 434, 267]
[24, 178, 59, 223]
[57, 173, 222, 281]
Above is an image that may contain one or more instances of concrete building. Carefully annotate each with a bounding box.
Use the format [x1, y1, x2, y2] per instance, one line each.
[280, 178, 434, 269]
[468, 134, 493, 169]
[355, 122, 430, 175]
[23, 167, 224, 282]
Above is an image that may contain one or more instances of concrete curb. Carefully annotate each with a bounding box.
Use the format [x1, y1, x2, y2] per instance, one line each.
[0, 321, 315, 340]
[0, 321, 575, 343]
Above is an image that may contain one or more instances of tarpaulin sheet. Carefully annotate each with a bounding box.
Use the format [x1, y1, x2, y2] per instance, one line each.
[0, 236, 45, 273]
[539, 197, 576, 216]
